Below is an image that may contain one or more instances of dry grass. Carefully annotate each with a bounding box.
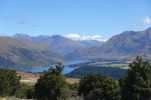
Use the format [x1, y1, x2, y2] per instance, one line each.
[17, 72, 79, 85]
[65, 78, 80, 84]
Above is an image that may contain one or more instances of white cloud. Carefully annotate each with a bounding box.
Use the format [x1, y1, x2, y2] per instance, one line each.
[142, 16, 151, 24]
[64, 34, 106, 41]
[65, 34, 81, 40]
[92, 35, 103, 41]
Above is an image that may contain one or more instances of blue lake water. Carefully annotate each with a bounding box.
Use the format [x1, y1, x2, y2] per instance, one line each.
[25, 60, 86, 74]
[29, 66, 76, 74]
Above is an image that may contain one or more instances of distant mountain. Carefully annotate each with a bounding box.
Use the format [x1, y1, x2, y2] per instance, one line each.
[73, 27, 151, 59]
[14, 33, 32, 40]
[0, 34, 102, 69]
[98, 27, 151, 58]
[0, 36, 66, 69]
[2, 27, 151, 69]
[35, 35, 87, 54]
[14, 34, 103, 54]
[79, 40, 103, 47]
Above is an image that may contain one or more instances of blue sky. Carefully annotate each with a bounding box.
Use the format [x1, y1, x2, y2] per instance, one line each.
[0, 0, 151, 40]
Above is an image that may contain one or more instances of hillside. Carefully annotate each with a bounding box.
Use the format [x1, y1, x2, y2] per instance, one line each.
[0, 34, 103, 69]
[0, 36, 66, 69]
[17, 72, 79, 85]
[1, 27, 151, 69]
[14, 34, 103, 54]
[73, 27, 151, 59]
[79, 40, 103, 47]
[66, 65, 127, 79]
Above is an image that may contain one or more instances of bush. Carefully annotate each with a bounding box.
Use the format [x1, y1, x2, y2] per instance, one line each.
[34, 64, 70, 100]
[0, 69, 20, 97]
[16, 83, 34, 99]
[69, 83, 79, 97]
[79, 74, 121, 100]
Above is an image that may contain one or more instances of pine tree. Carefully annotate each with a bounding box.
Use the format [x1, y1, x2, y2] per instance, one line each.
[120, 56, 151, 100]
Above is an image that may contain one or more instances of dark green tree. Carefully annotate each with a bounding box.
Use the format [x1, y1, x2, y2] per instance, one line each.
[0, 69, 20, 97]
[48, 62, 64, 75]
[79, 74, 121, 100]
[34, 63, 70, 100]
[16, 83, 34, 99]
[69, 83, 79, 97]
[119, 56, 151, 100]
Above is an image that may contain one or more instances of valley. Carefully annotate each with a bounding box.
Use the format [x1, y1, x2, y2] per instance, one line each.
[0, 27, 151, 80]
[1, 1, 150, 99]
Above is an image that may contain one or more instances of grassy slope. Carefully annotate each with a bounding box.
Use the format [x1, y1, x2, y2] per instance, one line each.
[0, 37, 65, 69]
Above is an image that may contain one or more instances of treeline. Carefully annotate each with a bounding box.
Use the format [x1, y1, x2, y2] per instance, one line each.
[0, 56, 151, 100]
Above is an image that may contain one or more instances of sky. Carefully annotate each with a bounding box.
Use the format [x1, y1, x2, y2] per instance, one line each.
[0, 0, 151, 41]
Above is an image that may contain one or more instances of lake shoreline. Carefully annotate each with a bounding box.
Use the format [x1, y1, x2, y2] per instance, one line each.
[19, 60, 88, 74]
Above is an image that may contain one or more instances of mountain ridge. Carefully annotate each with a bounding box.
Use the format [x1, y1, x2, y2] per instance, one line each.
[73, 27, 151, 59]
[0, 34, 103, 69]
[0, 27, 151, 69]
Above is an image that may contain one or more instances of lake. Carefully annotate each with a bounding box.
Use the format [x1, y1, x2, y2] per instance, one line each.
[26, 60, 87, 74]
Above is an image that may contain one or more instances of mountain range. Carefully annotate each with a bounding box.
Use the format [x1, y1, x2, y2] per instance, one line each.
[13, 34, 104, 54]
[0, 36, 67, 69]
[72, 27, 151, 59]
[0, 27, 151, 69]
[0, 34, 103, 69]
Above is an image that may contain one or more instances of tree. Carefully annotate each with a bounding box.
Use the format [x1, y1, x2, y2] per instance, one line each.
[16, 83, 34, 99]
[0, 69, 20, 97]
[34, 63, 70, 100]
[79, 74, 121, 100]
[69, 83, 79, 97]
[119, 56, 151, 100]
[48, 62, 64, 75]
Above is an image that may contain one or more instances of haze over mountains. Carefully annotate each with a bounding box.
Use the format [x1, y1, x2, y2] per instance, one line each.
[0, 27, 151, 69]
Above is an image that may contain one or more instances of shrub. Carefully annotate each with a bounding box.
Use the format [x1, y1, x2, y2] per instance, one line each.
[79, 74, 121, 100]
